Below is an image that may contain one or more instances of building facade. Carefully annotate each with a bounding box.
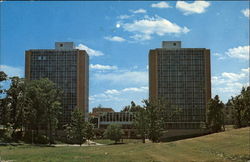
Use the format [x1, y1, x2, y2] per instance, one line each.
[149, 41, 211, 129]
[25, 42, 89, 125]
[90, 112, 135, 138]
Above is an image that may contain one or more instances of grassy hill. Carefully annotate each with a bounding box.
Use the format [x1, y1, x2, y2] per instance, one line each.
[0, 127, 249, 162]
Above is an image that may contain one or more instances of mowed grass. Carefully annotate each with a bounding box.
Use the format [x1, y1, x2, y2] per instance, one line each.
[0, 127, 249, 162]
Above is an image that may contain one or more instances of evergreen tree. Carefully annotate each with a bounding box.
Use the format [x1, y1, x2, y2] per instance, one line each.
[70, 108, 85, 146]
[84, 121, 94, 145]
[206, 95, 225, 132]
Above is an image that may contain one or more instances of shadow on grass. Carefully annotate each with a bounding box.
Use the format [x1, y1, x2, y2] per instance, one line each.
[0, 142, 56, 147]
[107, 142, 126, 145]
[161, 132, 212, 142]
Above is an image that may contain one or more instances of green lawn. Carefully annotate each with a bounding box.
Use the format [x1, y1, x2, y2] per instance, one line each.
[0, 127, 249, 162]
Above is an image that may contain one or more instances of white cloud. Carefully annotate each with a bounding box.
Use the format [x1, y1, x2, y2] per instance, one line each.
[130, 9, 147, 14]
[151, 2, 171, 8]
[130, 34, 151, 41]
[90, 64, 118, 70]
[215, 82, 244, 93]
[213, 45, 249, 61]
[123, 15, 189, 41]
[212, 76, 226, 85]
[241, 8, 250, 18]
[104, 36, 126, 42]
[104, 86, 148, 94]
[226, 45, 249, 60]
[212, 68, 249, 86]
[176, 1, 210, 15]
[212, 68, 249, 101]
[122, 86, 148, 92]
[117, 14, 134, 19]
[90, 86, 148, 104]
[241, 67, 250, 73]
[0, 65, 24, 77]
[213, 53, 226, 60]
[76, 44, 104, 57]
[94, 70, 148, 85]
[105, 89, 120, 95]
[90, 93, 123, 103]
[221, 72, 246, 81]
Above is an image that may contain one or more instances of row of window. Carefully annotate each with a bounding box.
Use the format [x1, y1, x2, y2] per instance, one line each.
[100, 113, 134, 122]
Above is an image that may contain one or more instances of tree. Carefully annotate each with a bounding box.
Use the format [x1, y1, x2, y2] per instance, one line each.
[228, 86, 250, 128]
[223, 101, 234, 125]
[84, 121, 94, 145]
[0, 71, 10, 126]
[143, 99, 165, 143]
[0, 71, 7, 93]
[132, 98, 179, 143]
[133, 106, 148, 143]
[24, 78, 62, 144]
[6, 77, 26, 131]
[104, 124, 123, 144]
[63, 124, 74, 144]
[206, 95, 225, 132]
[240, 86, 250, 126]
[121, 101, 141, 112]
[70, 108, 85, 146]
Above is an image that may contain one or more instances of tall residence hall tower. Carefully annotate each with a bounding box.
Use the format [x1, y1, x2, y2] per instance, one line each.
[25, 42, 89, 125]
[149, 41, 211, 130]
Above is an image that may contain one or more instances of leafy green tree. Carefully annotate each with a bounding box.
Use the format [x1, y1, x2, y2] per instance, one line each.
[143, 99, 165, 143]
[0, 71, 10, 126]
[25, 79, 47, 135]
[133, 106, 148, 143]
[47, 101, 61, 144]
[24, 78, 62, 144]
[104, 124, 123, 144]
[84, 121, 94, 145]
[63, 124, 74, 144]
[70, 108, 85, 146]
[228, 86, 250, 128]
[240, 86, 250, 126]
[6, 77, 26, 132]
[206, 95, 225, 132]
[0, 97, 10, 126]
[0, 71, 7, 93]
[223, 102, 234, 125]
[121, 101, 141, 112]
[132, 98, 179, 143]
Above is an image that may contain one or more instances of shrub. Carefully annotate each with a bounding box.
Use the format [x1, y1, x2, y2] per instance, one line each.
[12, 131, 23, 142]
[104, 124, 123, 144]
[35, 135, 49, 144]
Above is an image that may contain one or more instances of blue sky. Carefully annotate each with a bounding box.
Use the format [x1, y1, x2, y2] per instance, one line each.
[0, 1, 249, 112]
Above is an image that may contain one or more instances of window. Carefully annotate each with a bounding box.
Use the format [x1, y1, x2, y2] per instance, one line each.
[173, 43, 176, 46]
[60, 44, 63, 47]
